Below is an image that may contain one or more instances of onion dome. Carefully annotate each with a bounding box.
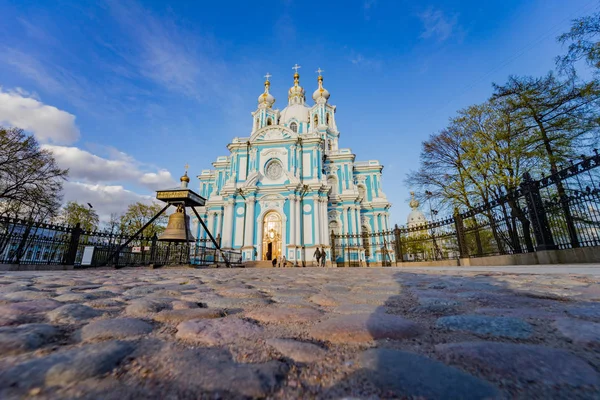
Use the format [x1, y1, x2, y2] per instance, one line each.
[288, 65, 306, 104]
[258, 75, 275, 108]
[407, 192, 426, 227]
[180, 165, 190, 188]
[312, 71, 330, 102]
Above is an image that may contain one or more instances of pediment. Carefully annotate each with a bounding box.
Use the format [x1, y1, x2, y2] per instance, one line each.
[250, 126, 297, 142]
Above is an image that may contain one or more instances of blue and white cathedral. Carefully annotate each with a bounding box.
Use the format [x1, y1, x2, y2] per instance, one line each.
[194, 66, 392, 264]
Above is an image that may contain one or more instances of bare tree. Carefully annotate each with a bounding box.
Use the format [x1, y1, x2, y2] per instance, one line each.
[0, 127, 68, 219]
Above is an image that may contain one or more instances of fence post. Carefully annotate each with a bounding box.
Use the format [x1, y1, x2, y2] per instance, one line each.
[453, 209, 469, 259]
[393, 224, 402, 265]
[330, 230, 336, 266]
[65, 223, 82, 266]
[520, 172, 557, 251]
[150, 233, 158, 266]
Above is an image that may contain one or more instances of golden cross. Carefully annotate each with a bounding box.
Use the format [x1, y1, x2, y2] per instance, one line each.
[184, 163, 189, 172]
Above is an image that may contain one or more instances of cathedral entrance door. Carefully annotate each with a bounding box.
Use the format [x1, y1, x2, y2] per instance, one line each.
[262, 211, 282, 261]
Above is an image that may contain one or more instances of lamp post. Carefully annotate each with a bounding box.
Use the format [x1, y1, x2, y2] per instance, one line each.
[424, 190, 441, 260]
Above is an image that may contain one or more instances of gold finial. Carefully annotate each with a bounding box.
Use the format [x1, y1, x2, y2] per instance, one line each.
[180, 164, 190, 183]
[409, 191, 419, 209]
[292, 63, 301, 83]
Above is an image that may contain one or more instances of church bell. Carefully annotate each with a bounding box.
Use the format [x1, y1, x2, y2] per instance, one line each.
[158, 204, 195, 242]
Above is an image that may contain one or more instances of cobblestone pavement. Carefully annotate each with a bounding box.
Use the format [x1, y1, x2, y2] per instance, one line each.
[0, 267, 599, 399]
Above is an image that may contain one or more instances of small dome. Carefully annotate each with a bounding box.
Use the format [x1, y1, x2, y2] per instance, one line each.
[407, 209, 426, 226]
[312, 75, 330, 102]
[258, 80, 275, 108]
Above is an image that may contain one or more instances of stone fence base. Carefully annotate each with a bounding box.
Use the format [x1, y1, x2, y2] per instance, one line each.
[0, 264, 75, 272]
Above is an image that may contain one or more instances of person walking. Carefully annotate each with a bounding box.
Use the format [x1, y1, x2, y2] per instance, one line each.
[281, 255, 287, 268]
[271, 256, 277, 268]
[320, 247, 326, 267]
[313, 247, 321, 268]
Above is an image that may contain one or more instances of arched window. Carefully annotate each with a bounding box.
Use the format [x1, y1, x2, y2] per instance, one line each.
[327, 175, 338, 196]
[328, 140, 333, 151]
[326, 113, 331, 126]
[267, 118, 272, 126]
[358, 185, 366, 201]
[290, 122, 298, 133]
[313, 114, 319, 127]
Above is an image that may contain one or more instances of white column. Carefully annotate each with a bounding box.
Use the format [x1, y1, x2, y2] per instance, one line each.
[207, 212, 215, 239]
[221, 200, 234, 248]
[244, 197, 255, 249]
[312, 196, 320, 245]
[321, 198, 328, 246]
[288, 195, 296, 248]
[355, 206, 362, 236]
[342, 206, 349, 246]
[373, 213, 380, 234]
[296, 197, 301, 249]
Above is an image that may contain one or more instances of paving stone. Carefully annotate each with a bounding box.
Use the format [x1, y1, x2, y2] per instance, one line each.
[154, 308, 224, 323]
[310, 313, 423, 344]
[247, 306, 323, 324]
[332, 303, 385, 315]
[0, 323, 60, 355]
[171, 300, 200, 310]
[47, 304, 103, 324]
[81, 318, 153, 341]
[0, 341, 134, 390]
[203, 296, 272, 309]
[122, 286, 165, 297]
[176, 317, 264, 345]
[0, 299, 62, 325]
[217, 288, 265, 298]
[436, 342, 600, 388]
[84, 298, 125, 309]
[309, 293, 339, 307]
[554, 317, 600, 345]
[53, 293, 93, 302]
[3, 290, 54, 301]
[125, 299, 172, 317]
[566, 304, 600, 321]
[436, 315, 533, 339]
[353, 348, 499, 399]
[152, 346, 288, 398]
[266, 338, 327, 363]
[413, 298, 461, 314]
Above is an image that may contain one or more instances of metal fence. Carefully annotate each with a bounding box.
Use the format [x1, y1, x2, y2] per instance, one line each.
[332, 151, 600, 264]
[0, 217, 241, 268]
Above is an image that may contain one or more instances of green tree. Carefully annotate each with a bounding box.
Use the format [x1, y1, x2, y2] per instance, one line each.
[0, 127, 68, 220]
[120, 202, 167, 238]
[59, 201, 99, 231]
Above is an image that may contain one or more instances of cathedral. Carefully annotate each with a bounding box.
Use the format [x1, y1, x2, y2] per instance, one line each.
[194, 66, 392, 264]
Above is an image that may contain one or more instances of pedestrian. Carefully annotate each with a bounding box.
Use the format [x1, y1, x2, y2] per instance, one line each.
[271, 256, 277, 268]
[281, 255, 287, 268]
[313, 247, 321, 267]
[320, 247, 326, 267]
[253, 248, 257, 260]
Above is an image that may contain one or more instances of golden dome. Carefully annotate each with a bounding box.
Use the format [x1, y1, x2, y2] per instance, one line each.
[180, 171, 190, 183]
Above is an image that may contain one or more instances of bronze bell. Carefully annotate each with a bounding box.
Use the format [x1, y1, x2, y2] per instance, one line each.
[158, 205, 195, 242]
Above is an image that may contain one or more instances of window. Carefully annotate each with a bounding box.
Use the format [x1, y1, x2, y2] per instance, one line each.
[267, 118, 272, 126]
[313, 115, 319, 127]
[326, 113, 331, 126]
[290, 122, 298, 133]
[328, 141, 333, 151]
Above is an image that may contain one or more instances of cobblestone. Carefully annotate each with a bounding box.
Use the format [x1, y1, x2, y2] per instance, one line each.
[0, 267, 597, 398]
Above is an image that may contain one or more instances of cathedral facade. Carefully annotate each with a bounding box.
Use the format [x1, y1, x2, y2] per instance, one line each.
[195, 66, 392, 264]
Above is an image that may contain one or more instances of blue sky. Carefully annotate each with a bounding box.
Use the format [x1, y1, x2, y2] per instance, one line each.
[0, 0, 597, 223]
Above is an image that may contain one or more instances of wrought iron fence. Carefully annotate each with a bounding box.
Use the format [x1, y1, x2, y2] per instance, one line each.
[331, 151, 600, 264]
[0, 216, 241, 268]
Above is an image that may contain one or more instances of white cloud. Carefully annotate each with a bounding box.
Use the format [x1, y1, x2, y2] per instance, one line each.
[42, 144, 176, 191]
[347, 49, 383, 70]
[419, 7, 460, 42]
[0, 88, 80, 144]
[62, 181, 154, 222]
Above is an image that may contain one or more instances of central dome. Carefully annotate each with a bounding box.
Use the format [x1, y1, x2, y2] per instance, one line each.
[280, 103, 310, 125]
